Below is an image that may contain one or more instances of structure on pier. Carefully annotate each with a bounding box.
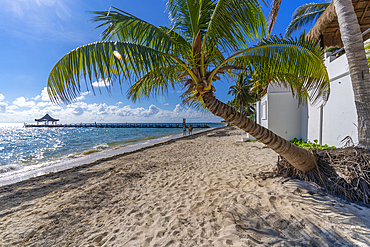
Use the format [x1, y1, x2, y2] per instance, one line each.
[35, 114, 59, 125]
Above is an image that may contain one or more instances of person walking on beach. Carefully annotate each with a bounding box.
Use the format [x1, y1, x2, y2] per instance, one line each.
[188, 124, 193, 135]
[183, 125, 187, 136]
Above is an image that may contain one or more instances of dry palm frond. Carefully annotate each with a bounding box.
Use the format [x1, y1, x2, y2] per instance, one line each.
[341, 136, 355, 148]
[267, 0, 281, 34]
[277, 148, 370, 204]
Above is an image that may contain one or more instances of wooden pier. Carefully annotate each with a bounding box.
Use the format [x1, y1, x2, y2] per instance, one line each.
[24, 123, 210, 129]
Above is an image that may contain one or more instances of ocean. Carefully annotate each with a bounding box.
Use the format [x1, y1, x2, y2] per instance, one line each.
[0, 123, 224, 186]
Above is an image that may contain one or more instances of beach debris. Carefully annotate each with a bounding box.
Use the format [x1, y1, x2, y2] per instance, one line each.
[341, 135, 355, 148]
[254, 171, 278, 180]
[277, 148, 370, 204]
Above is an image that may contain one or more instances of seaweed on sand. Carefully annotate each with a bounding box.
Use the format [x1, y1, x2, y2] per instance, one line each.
[277, 148, 370, 204]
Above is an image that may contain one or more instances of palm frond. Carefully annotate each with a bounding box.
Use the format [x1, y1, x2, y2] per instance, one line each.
[292, 2, 329, 20]
[90, 7, 191, 56]
[212, 34, 329, 104]
[285, 2, 329, 37]
[267, 0, 281, 33]
[227, 72, 258, 114]
[127, 64, 183, 102]
[48, 41, 179, 104]
[166, 0, 215, 41]
[204, 0, 267, 54]
[180, 90, 209, 112]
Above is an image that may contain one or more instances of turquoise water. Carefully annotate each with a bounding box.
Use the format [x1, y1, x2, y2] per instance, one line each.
[0, 123, 223, 176]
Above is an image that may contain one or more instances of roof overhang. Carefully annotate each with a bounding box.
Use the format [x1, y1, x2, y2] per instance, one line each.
[307, 0, 370, 47]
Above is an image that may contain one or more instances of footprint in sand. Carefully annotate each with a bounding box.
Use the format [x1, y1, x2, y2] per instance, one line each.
[269, 195, 282, 210]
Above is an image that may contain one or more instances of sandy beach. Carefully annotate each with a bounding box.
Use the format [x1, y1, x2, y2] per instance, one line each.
[1, 126, 370, 246]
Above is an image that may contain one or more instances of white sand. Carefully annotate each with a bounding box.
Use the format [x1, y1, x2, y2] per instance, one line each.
[0, 127, 370, 246]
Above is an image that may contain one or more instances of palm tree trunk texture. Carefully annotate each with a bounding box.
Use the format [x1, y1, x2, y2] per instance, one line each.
[201, 91, 316, 172]
[334, 0, 370, 149]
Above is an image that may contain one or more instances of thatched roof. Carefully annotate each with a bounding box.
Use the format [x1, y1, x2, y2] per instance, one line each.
[35, 114, 59, 122]
[307, 0, 370, 47]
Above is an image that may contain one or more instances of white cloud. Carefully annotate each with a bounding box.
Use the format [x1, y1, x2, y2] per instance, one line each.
[174, 104, 184, 114]
[8, 105, 18, 110]
[41, 87, 50, 101]
[0, 102, 7, 113]
[92, 79, 111, 88]
[72, 107, 84, 116]
[68, 102, 88, 116]
[143, 104, 160, 117]
[0, 94, 4, 101]
[75, 91, 91, 101]
[113, 104, 160, 118]
[36, 101, 52, 107]
[1, 90, 221, 123]
[12, 97, 35, 107]
[33, 87, 50, 101]
[97, 104, 108, 115]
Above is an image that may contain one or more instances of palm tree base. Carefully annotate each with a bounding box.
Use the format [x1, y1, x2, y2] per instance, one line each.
[277, 148, 370, 204]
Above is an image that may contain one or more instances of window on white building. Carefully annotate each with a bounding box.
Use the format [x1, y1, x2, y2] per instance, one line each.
[262, 101, 267, 120]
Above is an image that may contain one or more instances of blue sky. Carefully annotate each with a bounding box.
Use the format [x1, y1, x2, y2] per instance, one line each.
[0, 0, 316, 123]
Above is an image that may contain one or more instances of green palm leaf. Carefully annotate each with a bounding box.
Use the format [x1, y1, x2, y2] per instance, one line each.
[180, 91, 209, 112]
[227, 73, 258, 114]
[127, 64, 184, 102]
[210, 34, 329, 104]
[285, 2, 330, 37]
[166, 0, 215, 41]
[48, 41, 180, 103]
[292, 2, 329, 19]
[203, 0, 267, 53]
[90, 7, 191, 56]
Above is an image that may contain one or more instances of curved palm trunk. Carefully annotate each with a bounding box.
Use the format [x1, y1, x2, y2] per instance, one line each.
[334, 0, 370, 149]
[201, 91, 316, 172]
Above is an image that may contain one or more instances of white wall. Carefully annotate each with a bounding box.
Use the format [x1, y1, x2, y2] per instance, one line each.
[323, 57, 358, 146]
[307, 104, 321, 143]
[256, 85, 306, 141]
[268, 91, 303, 140]
[300, 104, 309, 141]
[307, 53, 358, 147]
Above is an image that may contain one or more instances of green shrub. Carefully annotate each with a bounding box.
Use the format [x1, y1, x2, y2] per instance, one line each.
[290, 138, 336, 149]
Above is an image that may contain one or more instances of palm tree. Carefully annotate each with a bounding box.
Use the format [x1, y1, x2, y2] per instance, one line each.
[285, 2, 330, 37]
[332, 0, 370, 149]
[227, 73, 257, 115]
[47, 0, 329, 172]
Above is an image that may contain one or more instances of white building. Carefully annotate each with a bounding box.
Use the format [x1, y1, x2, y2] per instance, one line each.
[255, 52, 358, 148]
[254, 0, 370, 147]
